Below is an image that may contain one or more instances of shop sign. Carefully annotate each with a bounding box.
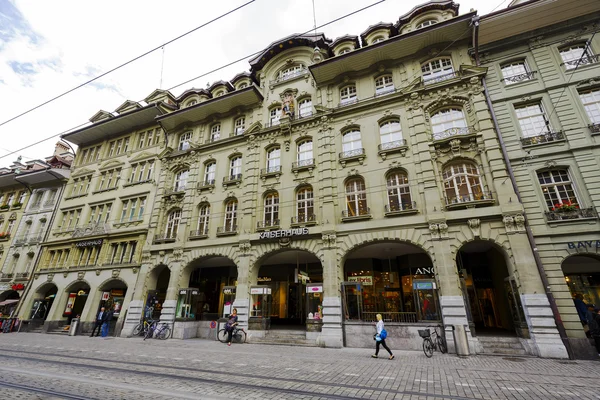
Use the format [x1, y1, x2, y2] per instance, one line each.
[567, 240, 600, 249]
[223, 287, 236, 295]
[257, 277, 272, 282]
[179, 289, 199, 295]
[75, 239, 103, 248]
[64, 293, 76, 315]
[250, 287, 271, 295]
[414, 267, 435, 275]
[11, 283, 24, 291]
[348, 276, 373, 285]
[111, 289, 124, 296]
[306, 285, 323, 293]
[258, 227, 309, 240]
[101, 292, 110, 301]
[413, 282, 435, 290]
[210, 321, 217, 329]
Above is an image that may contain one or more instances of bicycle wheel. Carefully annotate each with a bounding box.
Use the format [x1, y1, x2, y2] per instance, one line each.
[132, 323, 143, 336]
[157, 326, 171, 340]
[423, 338, 434, 358]
[143, 325, 155, 340]
[235, 329, 246, 344]
[436, 335, 447, 354]
[217, 329, 228, 343]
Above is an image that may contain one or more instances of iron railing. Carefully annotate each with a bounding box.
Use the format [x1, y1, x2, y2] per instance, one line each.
[378, 140, 407, 151]
[502, 71, 537, 84]
[270, 69, 308, 85]
[432, 126, 476, 141]
[223, 174, 242, 183]
[563, 54, 599, 69]
[360, 312, 418, 323]
[292, 159, 315, 169]
[588, 123, 600, 134]
[342, 208, 371, 218]
[520, 131, 564, 146]
[385, 202, 417, 213]
[14, 235, 43, 245]
[339, 148, 365, 159]
[544, 207, 598, 221]
[291, 214, 317, 224]
[423, 71, 459, 85]
[445, 192, 494, 205]
[198, 179, 215, 188]
[189, 227, 209, 238]
[257, 219, 280, 229]
[153, 234, 176, 243]
[338, 97, 359, 107]
[217, 225, 238, 235]
[260, 165, 282, 175]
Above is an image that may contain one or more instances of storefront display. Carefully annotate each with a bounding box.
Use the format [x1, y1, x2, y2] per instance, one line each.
[221, 286, 236, 318]
[249, 286, 272, 330]
[100, 289, 126, 317]
[306, 283, 323, 332]
[176, 288, 199, 320]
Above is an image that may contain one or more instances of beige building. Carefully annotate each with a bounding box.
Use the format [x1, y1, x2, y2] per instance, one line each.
[477, 0, 600, 358]
[116, 1, 567, 357]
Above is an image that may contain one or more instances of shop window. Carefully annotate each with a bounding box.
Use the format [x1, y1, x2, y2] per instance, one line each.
[443, 162, 485, 204]
[375, 75, 394, 96]
[386, 172, 413, 211]
[345, 178, 368, 217]
[421, 57, 454, 84]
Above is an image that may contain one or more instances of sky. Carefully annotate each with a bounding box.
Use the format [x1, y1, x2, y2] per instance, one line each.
[0, 0, 505, 164]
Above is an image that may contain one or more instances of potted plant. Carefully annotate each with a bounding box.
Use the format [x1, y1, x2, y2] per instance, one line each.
[552, 201, 579, 212]
[0, 204, 9, 210]
[0, 232, 10, 240]
[11, 202, 22, 208]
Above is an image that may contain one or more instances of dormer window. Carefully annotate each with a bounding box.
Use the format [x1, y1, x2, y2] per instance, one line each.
[416, 19, 437, 29]
[371, 36, 385, 44]
[277, 64, 305, 83]
[339, 48, 351, 55]
[215, 90, 225, 97]
[179, 132, 192, 151]
[187, 100, 197, 107]
[238, 83, 248, 89]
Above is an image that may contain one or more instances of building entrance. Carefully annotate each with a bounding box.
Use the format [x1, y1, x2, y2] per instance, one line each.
[63, 282, 90, 324]
[562, 255, 600, 323]
[146, 265, 170, 320]
[29, 283, 57, 321]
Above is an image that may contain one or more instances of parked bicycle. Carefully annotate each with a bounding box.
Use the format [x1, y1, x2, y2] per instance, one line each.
[217, 326, 246, 344]
[132, 318, 155, 337]
[419, 325, 447, 357]
[143, 321, 171, 340]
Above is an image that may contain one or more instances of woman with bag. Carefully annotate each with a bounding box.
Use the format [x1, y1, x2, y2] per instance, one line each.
[225, 308, 238, 346]
[372, 313, 394, 360]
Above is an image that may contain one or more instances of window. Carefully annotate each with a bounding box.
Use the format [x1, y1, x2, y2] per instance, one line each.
[375, 75, 394, 95]
[263, 192, 279, 226]
[215, 90, 225, 97]
[342, 129, 363, 154]
[501, 61, 532, 84]
[130, 161, 154, 183]
[187, 100, 197, 107]
[210, 124, 221, 142]
[416, 19, 437, 29]
[6, 219, 16, 234]
[107, 141, 116, 157]
[197, 204, 210, 235]
[71, 176, 92, 197]
[515, 103, 552, 138]
[340, 85, 357, 105]
[278, 64, 305, 82]
[537, 169, 579, 210]
[266, 147, 281, 173]
[224, 199, 238, 231]
[238, 83, 248, 89]
[98, 168, 121, 191]
[229, 157, 242, 180]
[30, 192, 43, 208]
[234, 117, 245, 135]
[579, 89, 600, 127]
[120, 197, 146, 222]
[298, 98, 313, 117]
[421, 57, 454, 83]
[204, 162, 216, 185]
[297, 140, 313, 166]
[339, 48, 351, 55]
[371, 36, 385, 44]
[443, 162, 484, 203]
[138, 129, 157, 148]
[296, 186, 314, 223]
[174, 170, 189, 192]
[88, 203, 112, 224]
[269, 108, 280, 126]
[60, 209, 82, 230]
[80, 145, 101, 164]
[345, 178, 368, 217]
[17, 191, 26, 205]
[165, 210, 181, 239]
[560, 44, 593, 69]
[431, 108, 468, 140]
[387, 172, 412, 211]
[46, 189, 57, 205]
[179, 132, 192, 151]
[379, 120, 403, 145]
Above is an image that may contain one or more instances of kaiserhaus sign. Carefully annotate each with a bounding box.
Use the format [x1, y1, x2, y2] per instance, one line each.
[259, 228, 309, 240]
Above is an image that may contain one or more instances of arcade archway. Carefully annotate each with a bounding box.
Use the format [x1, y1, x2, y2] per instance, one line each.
[97, 279, 128, 323]
[562, 254, 600, 319]
[63, 281, 91, 324]
[146, 265, 170, 319]
[29, 283, 57, 321]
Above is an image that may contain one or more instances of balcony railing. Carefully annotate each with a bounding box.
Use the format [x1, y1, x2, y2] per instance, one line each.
[520, 131, 564, 146]
[189, 227, 209, 239]
[197, 179, 216, 189]
[230, 129, 245, 137]
[445, 192, 494, 207]
[375, 86, 396, 97]
[257, 219, 280, 230]
[385, 202, 417, 214]
[14, 235, 43, 245]
[223, 174, 242, 184]
[0, 273, 13, 281]
[291, 214, 317, 225]
[342, 208, 371, 219]
[270, 69, 308, 85]
[339, 148, 365, 159]
[153, 234, 176, 243]
[423, 71, 459, 85]
[292, 158, 315, 170]
[563, 54, 600, 69]
[378, 140, 408, 152]
[432, 126, 476, 141]
[15, 272, 29, 279]
[361, 311, 418, 323]
[338, 97, 359, 107]
[164, 186, 187, 196]
[260, 165, 282, 176]
[502, 71, 537, 84]
[217, 225, 237, 236]
[544, 207, 598, 221]
[589, 123, 600, 134]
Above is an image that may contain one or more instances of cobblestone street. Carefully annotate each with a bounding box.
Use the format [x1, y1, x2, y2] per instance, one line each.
[0, 333, 598, 399]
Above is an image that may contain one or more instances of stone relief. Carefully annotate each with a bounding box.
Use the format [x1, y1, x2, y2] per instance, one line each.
[468, 218, 481, 238]
[503, 214, 526, 233]
[429, 221, 448, 240]
[321, 232, 337, 248]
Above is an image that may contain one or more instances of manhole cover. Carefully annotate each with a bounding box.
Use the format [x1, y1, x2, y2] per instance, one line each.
[502, 357, 528, 362]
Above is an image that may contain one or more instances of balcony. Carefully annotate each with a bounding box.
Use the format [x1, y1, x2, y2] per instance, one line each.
[197, 179, 216, 191]
[375, 86, 396, 97]
[562, 54, 600, 69]
[338, 97, 359, 108]
[384, 202, 418, 216]
[229, 129, 245, 138]
[520, 131, 564, 147]
[432, 126, 477, 142]
[15, 272, 29, 279]
[164, 186, 187, 197]
[445, 192, 495, 210]
[338, 148, 366, 165]
[270, 69, 308, 86]
[189, 228, 209, 240]
[0, 233, 12, 242]
[292, 158, 315, 172]
[216, 225, 237, 237]
[153, 234, 176, 244]
[589, 123, 600, 135]
[260, 165, 282, 178]
[501, 71, 537, 85]
[378, 140, 408, 158]
[423, 71, 459, 85]
[341, 207, 371, 222]
[257, 219, 280, 231]
[14, 235, 43, 245]
[223, 174, 242, 186]
[291, 214, 317, 226]
[544, 207, 598, 222]
[0, 273, 13, 281]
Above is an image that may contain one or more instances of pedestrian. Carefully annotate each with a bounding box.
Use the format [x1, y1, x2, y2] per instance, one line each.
[585, 305, 600, 353]
[101, 308, 114, 338]
[573, 293, 588, 324]
[90, 307, 108, 337]
[372, 313, 394, 360]
[225, 308, 238, 347]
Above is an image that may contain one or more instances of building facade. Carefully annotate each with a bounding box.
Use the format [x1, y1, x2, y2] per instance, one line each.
[111, 1, 567, 357]
[478, 0, 600, 358]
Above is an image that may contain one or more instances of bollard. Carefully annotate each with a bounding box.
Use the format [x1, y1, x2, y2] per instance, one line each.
[453, 324, 470, 357]
[69, 318, 80, 336]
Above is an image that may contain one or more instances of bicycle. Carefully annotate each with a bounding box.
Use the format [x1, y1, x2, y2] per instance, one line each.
[143, 321, 171, 340]
[217, 326, 246, 344]
[418, 325, 448, 358]
[132, 319, 155, 337]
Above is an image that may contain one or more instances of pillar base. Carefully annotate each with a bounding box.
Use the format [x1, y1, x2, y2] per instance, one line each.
[120, 299, 143, 337]
[440, 295, 479, 354]
[233, 298, 249, 327]
[317, 296, 343, 348]
[521, 294, 568, 359]
[159, 299, 177, 324]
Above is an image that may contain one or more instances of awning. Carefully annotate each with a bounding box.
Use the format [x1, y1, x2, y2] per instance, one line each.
[0, 299, 19, 306]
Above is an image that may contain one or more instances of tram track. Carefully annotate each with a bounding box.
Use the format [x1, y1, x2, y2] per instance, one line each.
[0, 349, 480, 400]
[0, 380, 92, 400]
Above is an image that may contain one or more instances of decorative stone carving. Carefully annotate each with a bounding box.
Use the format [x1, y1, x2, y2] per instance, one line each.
[429, 221, 448, 240]
[429, 223, 440, 240]
[72, 222, 107, 238]
[284, 139, 291, 152]
[96, 269, 101, 276]
[468, 218, 481, 238]
[141, 251, 151, 261]
[279, 238, 291, 247]
[449, 139, 461, 153]
[172, 248, 184, 261]
[34, 273, 40, 280]
[132, 267, 138, 274]
[514, 214, 526, 232]
[112, 269, 120, 279]
[544, 160, 557, 168]
[321, 232, 337, 248]
[239, 241, 251, 254]
[438, 222, 448, 238]
[63, 272, 68, 278]
[77, 271, 85, 280]
[503, 215, 515, 233]
[47, 273, 54, 282]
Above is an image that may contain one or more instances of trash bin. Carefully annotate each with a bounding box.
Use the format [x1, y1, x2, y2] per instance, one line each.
[69, 318, 80, 336]
[453, 324, 470, 357]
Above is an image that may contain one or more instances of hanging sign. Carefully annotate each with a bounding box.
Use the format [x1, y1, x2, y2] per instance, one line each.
[348, 276, 373, 285]
[63, 293, 77, 315]
[223, 287, 236, 295]
[413, 282, 435, 290]
[101, 292, 110, 301]
[306, 285, 323, 293]
[111, 289, 124, 296]
[259, 227, 309, 240]
[257, 277, 272, 282]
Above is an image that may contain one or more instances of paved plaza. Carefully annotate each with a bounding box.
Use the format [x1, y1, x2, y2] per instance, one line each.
[0, 332, 598, 399]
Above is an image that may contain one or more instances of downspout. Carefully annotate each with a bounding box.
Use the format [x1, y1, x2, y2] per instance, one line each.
[471, 16, 573, 359]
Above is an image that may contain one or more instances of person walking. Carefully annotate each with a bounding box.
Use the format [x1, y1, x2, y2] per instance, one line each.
[100, 308, 114, 338]
[90, 307, 108, 337]
[372, 313, 394, 360]
[225, 308, 238, 347]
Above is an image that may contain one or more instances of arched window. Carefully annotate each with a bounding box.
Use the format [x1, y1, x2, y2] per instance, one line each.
[421, 57, 454, 83]
[560, 44, 592, 69]
[179, 132, 191, 151]
[278, 64, 305, 82]
[187, 100, 197, 107]
[197, 204, 210, 235]
[443, 162, 484, 203]
[235, 117, 245, 135]
[238, 83, 248, 89]
[339, 48, 351, 55]
[229, 156, 242, 180]
[296, 186, 314, 223]
[266, 147, 281, 173]
[299, 98, 313, 117]
[223, 199, 238, 232]
[375, 75, 394, 95]
[269, 107, 280, 126]
[210, 124, 221, 142]
[379, 120, 403, 146]
[416, 19, 437, 29]
[386, 172, 413, 211]
[537, 169, 579, 210]
[297, 140, 313, 166]
[340, 85, 357, 105]
[345, 178, 368, 217]
[342, 129, 363, 156]
[372, 36, 385, 44]
[165, 209, 181, 239]
[204, 162, 216, 185]
[263, 192, 280, 227]
[430, 108, 468, 140]
[174, 169, 189, 192]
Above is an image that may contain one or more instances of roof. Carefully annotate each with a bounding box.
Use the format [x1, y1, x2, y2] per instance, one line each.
[330, 35, 360, 50]
[360, 22, 396, 44]
[396, 0, 459, 29]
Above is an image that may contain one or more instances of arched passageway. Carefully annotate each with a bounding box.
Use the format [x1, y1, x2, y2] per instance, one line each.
[63, 281, 91, 324]
[146, 265, 170, 319]
[562, 254, 600, 322]
[29, 283, 58, 321]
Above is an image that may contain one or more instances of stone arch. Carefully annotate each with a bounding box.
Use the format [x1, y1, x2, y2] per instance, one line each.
[253, 241, 324, 269]
[64, 279, 91, 293]
[423, 95, 470, 123]
[448, 225, 515, 271]
[338, 232, 434, 266]
[377, 114, 401, 125]
[97, 277, 129, 291]
[187, 247, 241, 269]
[167, 161, 192, 173]
[33, 281, 59, 296]
[340, 123, 361, 134]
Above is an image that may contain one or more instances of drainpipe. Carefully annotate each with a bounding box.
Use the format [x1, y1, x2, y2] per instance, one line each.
[471, 16, 574, 359]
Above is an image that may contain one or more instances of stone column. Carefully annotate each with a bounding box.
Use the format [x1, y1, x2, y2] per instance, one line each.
[159, 261, 182, 325]
[233, 254, 251, 328]
[79, 281, 100, 328]
[121, 263, 150, 337]
[317, 234, 343, 348]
